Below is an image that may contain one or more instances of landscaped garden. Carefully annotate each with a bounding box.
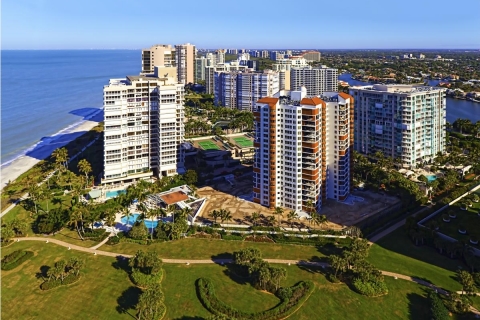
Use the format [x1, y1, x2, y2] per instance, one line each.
[426, 191, 480, 245]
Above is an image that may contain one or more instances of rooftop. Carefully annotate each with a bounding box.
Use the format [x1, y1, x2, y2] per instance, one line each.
[160, 191, 189, 205]
[351, 84, 446, 94]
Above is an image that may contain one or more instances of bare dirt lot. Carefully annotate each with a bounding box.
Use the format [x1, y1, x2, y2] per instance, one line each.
[196, 177, 400, 229]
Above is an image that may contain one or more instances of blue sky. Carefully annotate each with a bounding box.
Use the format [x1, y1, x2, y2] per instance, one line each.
[2, 0, 479, 49]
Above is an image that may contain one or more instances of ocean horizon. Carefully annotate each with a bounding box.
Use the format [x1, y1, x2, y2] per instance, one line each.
[2, 51, 480, 167]
[1, 50, 141, 165]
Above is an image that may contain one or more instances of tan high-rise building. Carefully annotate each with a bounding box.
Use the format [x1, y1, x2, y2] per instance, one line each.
[253, 89, 354, 212]
[141, 45, 176, 73]
[102, 66, 185, 184]
[175, 43, 196, 84]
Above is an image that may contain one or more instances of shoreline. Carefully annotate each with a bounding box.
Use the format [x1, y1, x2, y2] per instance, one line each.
[0, 119, 100, 191]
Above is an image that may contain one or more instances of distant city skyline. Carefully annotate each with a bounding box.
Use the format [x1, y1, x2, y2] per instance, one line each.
[2, 0, 479, 50]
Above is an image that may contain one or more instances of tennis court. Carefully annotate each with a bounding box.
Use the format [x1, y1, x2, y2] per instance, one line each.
[233, 136, 253, 148]
[198, 140, 220, 150]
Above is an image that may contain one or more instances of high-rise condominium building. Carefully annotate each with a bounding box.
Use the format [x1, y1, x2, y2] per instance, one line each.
[141, 45, 176, 73]
[300, 51, 321, 61]
[272, 57, 309, 90]
[214, 70, 279, 111]
[291, 66, 338, 96]
[216, 49, 226, 64]
[175, 43, 196, 84]
[349, 84, 446, 168]
[205, 61, 250, 94]
[253, 89, 354, 212]
[261, 50, 269, 58]
[102, 66, 185, 184]
[195, 53, 216, 82]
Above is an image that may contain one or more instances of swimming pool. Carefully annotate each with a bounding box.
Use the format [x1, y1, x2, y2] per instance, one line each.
[120, 213, 159, 229]
[426, 175, 437, 182]
[106, 189, 126, 199]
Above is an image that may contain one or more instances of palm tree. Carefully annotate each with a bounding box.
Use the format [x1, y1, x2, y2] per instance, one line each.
[209, 210, 220, 224]
[274, 207, 284, 227]
[250, 212, 260, 227]
[52, 147, 69, 173]
[146, 208, 157, 240]
[27, 183, 41, 216]
[267, 216, 276, 227]
[287, 210, 298, 229]
[69, 208, 84, 240]
[77, 159, 92, 188]
[222, 210, 233, 222]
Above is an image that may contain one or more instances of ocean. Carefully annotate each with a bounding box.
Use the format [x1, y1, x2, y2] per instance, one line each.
[2, 55, 479, 167]
[1, 50, 140, 165]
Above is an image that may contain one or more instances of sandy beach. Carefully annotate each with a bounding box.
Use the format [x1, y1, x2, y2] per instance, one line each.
[0, 119, 100, 190]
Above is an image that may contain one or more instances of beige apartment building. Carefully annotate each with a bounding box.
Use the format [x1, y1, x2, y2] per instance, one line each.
[102, 66, 185, 184]
[141, 45, 176, 73]
[175, 43, 196, 84]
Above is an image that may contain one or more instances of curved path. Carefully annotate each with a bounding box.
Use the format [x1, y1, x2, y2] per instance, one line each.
[10, 237, 480, 316]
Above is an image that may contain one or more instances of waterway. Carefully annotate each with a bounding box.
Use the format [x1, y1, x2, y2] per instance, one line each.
[338, 73, 480, 123]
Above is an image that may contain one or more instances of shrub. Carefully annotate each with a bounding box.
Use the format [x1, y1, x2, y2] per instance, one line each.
[129, 222, 149, 240]
[222, 234, 244, 241]
[428, 290, 449, 320]
[40, 274, 80, 290]
[1, 250, 34, 270]
[244, 235, 274, 243]
[130, 269, 163, 288]
[352, 278, 388, 297]
[83, 229, 108, 241]
[106, 236, 120, 245]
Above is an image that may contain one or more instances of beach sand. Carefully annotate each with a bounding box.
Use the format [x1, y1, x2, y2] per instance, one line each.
[0, 120, 100, 190]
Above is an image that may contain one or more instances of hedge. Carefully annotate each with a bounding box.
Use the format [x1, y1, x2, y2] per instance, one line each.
[40, 274, 80, 290]
[1, 250, 34, 270]
[83, 229, 108, 241]
[352, 278, 388, 297]
[130, 269, 163, 288]
[428, 290, 449, 320]
[196, 277, 314, 320]
[222, 234, 244, 241]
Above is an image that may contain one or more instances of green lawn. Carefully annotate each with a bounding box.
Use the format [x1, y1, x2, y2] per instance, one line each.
[2, 241, 477, 320]
[369, 228, 463, 291]
[101, 238, 326, 261]
[1, 241, 135, 320]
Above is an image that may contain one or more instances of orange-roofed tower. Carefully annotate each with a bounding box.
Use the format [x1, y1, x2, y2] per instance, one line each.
[253, 89, 353, 214]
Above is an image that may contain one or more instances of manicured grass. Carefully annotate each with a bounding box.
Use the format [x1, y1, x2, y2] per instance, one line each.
[1, 241, 134, 320]
[50, 229, 100, 248]
[101, 238, 326, 260]
[2, 241, 477, 320]
[369, 228, 463, 291]
[162, 263, 433, 319]
[198, 140, 220, 150]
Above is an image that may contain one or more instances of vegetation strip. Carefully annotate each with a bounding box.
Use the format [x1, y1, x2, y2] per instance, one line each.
[1, 250, 34, 270]
[196, 277, 314, 320]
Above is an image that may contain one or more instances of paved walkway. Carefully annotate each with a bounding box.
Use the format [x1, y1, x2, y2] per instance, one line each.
[89, 232, 114, 250]
[10, 237, 480, 315]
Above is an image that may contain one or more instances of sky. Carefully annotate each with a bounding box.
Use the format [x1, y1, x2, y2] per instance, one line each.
[2, 0, 480, 50]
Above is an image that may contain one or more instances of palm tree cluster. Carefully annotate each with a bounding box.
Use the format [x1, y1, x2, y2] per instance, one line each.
[184, 103, 254, 137]
[43, 257, 84, 283]
[233, 248, 287, 293]
[209, 209, 233, 225]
